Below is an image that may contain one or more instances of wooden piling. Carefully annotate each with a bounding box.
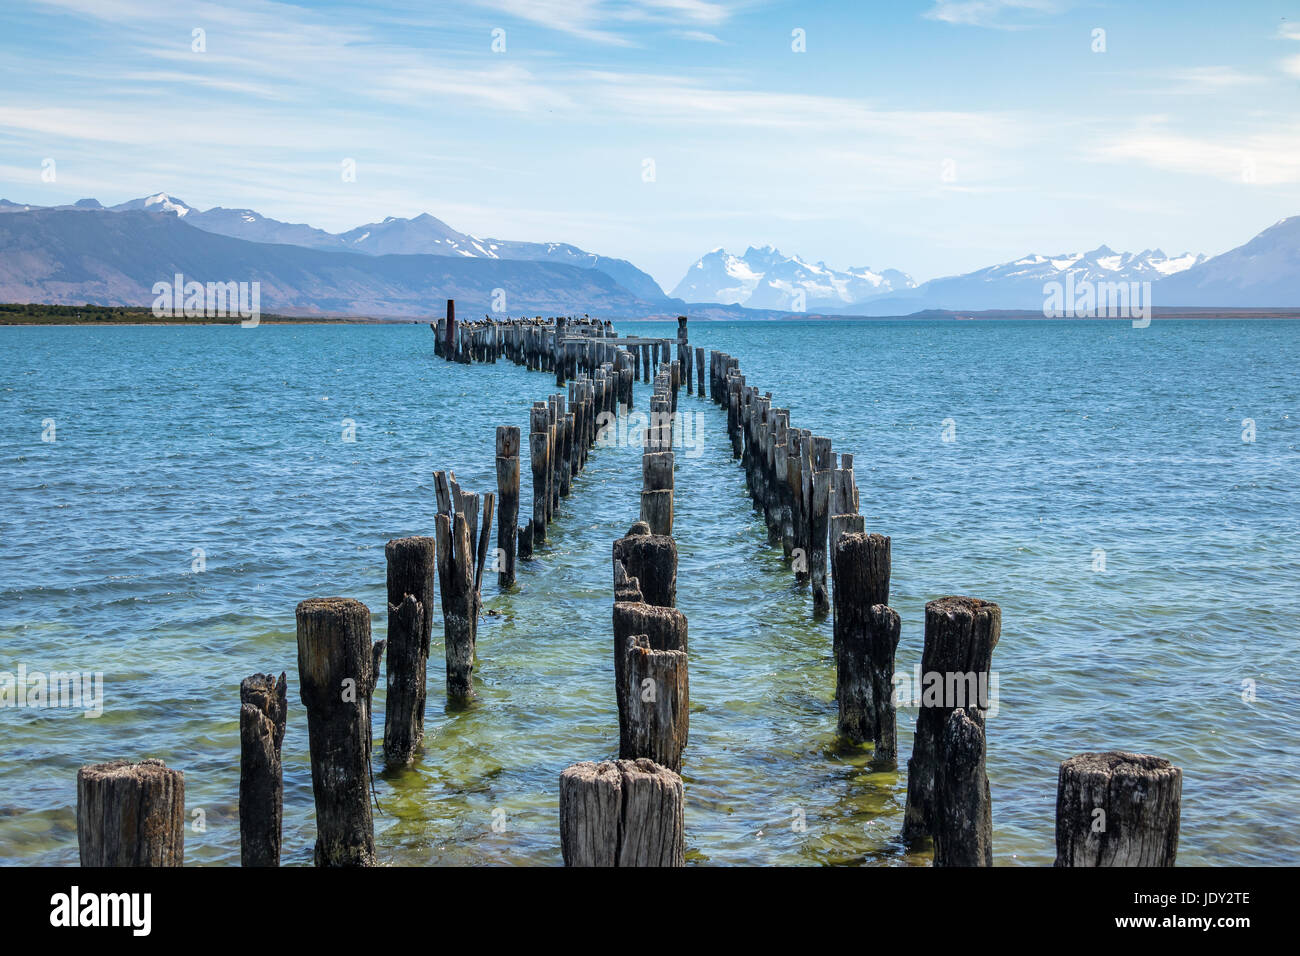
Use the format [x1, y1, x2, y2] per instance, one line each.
[612, 522, 677, 608]
[383, 536, 435, 766]
[435, 511, 477, 702]
[529, 403, 550, 545]
[296, 597, 379, 866]
[618, 635, 689, 772]
[1054, 752, 1182, 867]
[903, 596, 1001, 847]
[559, 758, 685, 867]
[612, 601, 688, 701]
[239, 672, 287, 866]
[809, 437, 833, 613]
[833, 533, 898, 760]
[77, 759, 185, 867]
[934, 707, 992, 866]
[496, 425, 520, 587]
[640, 450, 674, 536]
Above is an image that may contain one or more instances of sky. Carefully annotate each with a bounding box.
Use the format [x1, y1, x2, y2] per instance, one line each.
[1, 0, 1298, 292]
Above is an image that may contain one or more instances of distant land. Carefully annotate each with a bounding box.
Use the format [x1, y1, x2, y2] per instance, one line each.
[1, 192, 1299, 318]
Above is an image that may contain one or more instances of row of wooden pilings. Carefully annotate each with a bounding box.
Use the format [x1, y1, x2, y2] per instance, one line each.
[72, 307, 696, 867]
[560, 354, 689, 865]
[704, 348, 1184, 867]
[69, 314, 1182, 868]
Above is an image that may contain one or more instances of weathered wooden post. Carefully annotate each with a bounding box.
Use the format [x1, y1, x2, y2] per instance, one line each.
[559, 759, 685, 866]
[529, 403, 550, 545]
[436, 510, 477, 701]
[496, 425, 520, 587]
[77, 759, 185, 866]
[444, 299, 456, 360]
[296, 597, 380, 866]
[833, 533, 899, 760]
[618, 635, 688, 772]
[903, 596, 1000, 848]
[640, 450, 674, 536]
[934, 707, 992, 866]
[555, 315, 567, 386]
[809, 437, 833, 613]
[383, 536, 435, 766]
[695, 347, 705, 397]
[612, 522, 677, 608]
[240, 672, 287, 866]
[1055, 752, 1182, 866]
[613, 601, 688, 700]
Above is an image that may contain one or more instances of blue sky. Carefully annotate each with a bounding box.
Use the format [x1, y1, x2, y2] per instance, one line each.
[2, 0, 1298, 291]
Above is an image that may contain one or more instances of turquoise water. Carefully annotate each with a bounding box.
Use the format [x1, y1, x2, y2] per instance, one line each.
[1, 319, 1297, 866]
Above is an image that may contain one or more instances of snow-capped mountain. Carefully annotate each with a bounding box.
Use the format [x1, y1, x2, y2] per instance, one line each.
[862, 245, 1207, 314]
[109, 192, 194, 217]
[672, 246, 915, 313]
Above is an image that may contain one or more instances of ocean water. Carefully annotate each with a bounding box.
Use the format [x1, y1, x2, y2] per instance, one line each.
[1, 318, 1297, 867]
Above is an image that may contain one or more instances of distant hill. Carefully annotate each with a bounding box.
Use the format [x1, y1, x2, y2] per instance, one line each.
[0, 209, 662, 318]
[2, 191, 667, 305]
[1156, 217, 1300, 307]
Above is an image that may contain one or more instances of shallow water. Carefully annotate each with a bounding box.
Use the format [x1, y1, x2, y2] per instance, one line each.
[1, 318, 1297, 866]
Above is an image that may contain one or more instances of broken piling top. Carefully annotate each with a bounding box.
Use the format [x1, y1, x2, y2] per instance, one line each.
[77, 758, 186, 867]
[559, 758, 685, 867]
[613, 522, 677, 609]
[1055, 751, 1183, 867]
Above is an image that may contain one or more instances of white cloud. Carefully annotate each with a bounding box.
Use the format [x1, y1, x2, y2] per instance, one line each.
[1094, 127, 1300, 185]
[922, 0, 1063, 29]
[475, 0, 739, 45]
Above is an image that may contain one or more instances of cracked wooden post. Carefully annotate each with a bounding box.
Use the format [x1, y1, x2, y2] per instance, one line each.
[559, 759, 685, 867]
[240, 672, 287, 866]
[1055, 752, 1182, 867]
[612, 601, 688, 708]
[640, 449, 674, 536]
[383, 536, 435, 767]
[77, 759, 185, 867]
[618, 635, 689, 772]
[472, 492, 495, 631]
[295, 596, 380, 866]
[809, 437, 834, 613]
[496, 425, 520, 587]
[903, 596, 1000, 847]
[612, 521, 677, 608]
[934, 707, 992, 866]
[436, 510, 477, 702]
[833, 533, 898, 761]
[529, 403, 550, 545]
[547, 396, 561, 515]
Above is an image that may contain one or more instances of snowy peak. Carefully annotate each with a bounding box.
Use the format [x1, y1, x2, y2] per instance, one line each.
[110, 192, 194, 217]
[672, 246, 916, 312]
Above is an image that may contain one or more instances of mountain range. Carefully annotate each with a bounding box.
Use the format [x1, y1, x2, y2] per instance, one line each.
[671, 245, 915, 312]
[1, 191, 1298, 316]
